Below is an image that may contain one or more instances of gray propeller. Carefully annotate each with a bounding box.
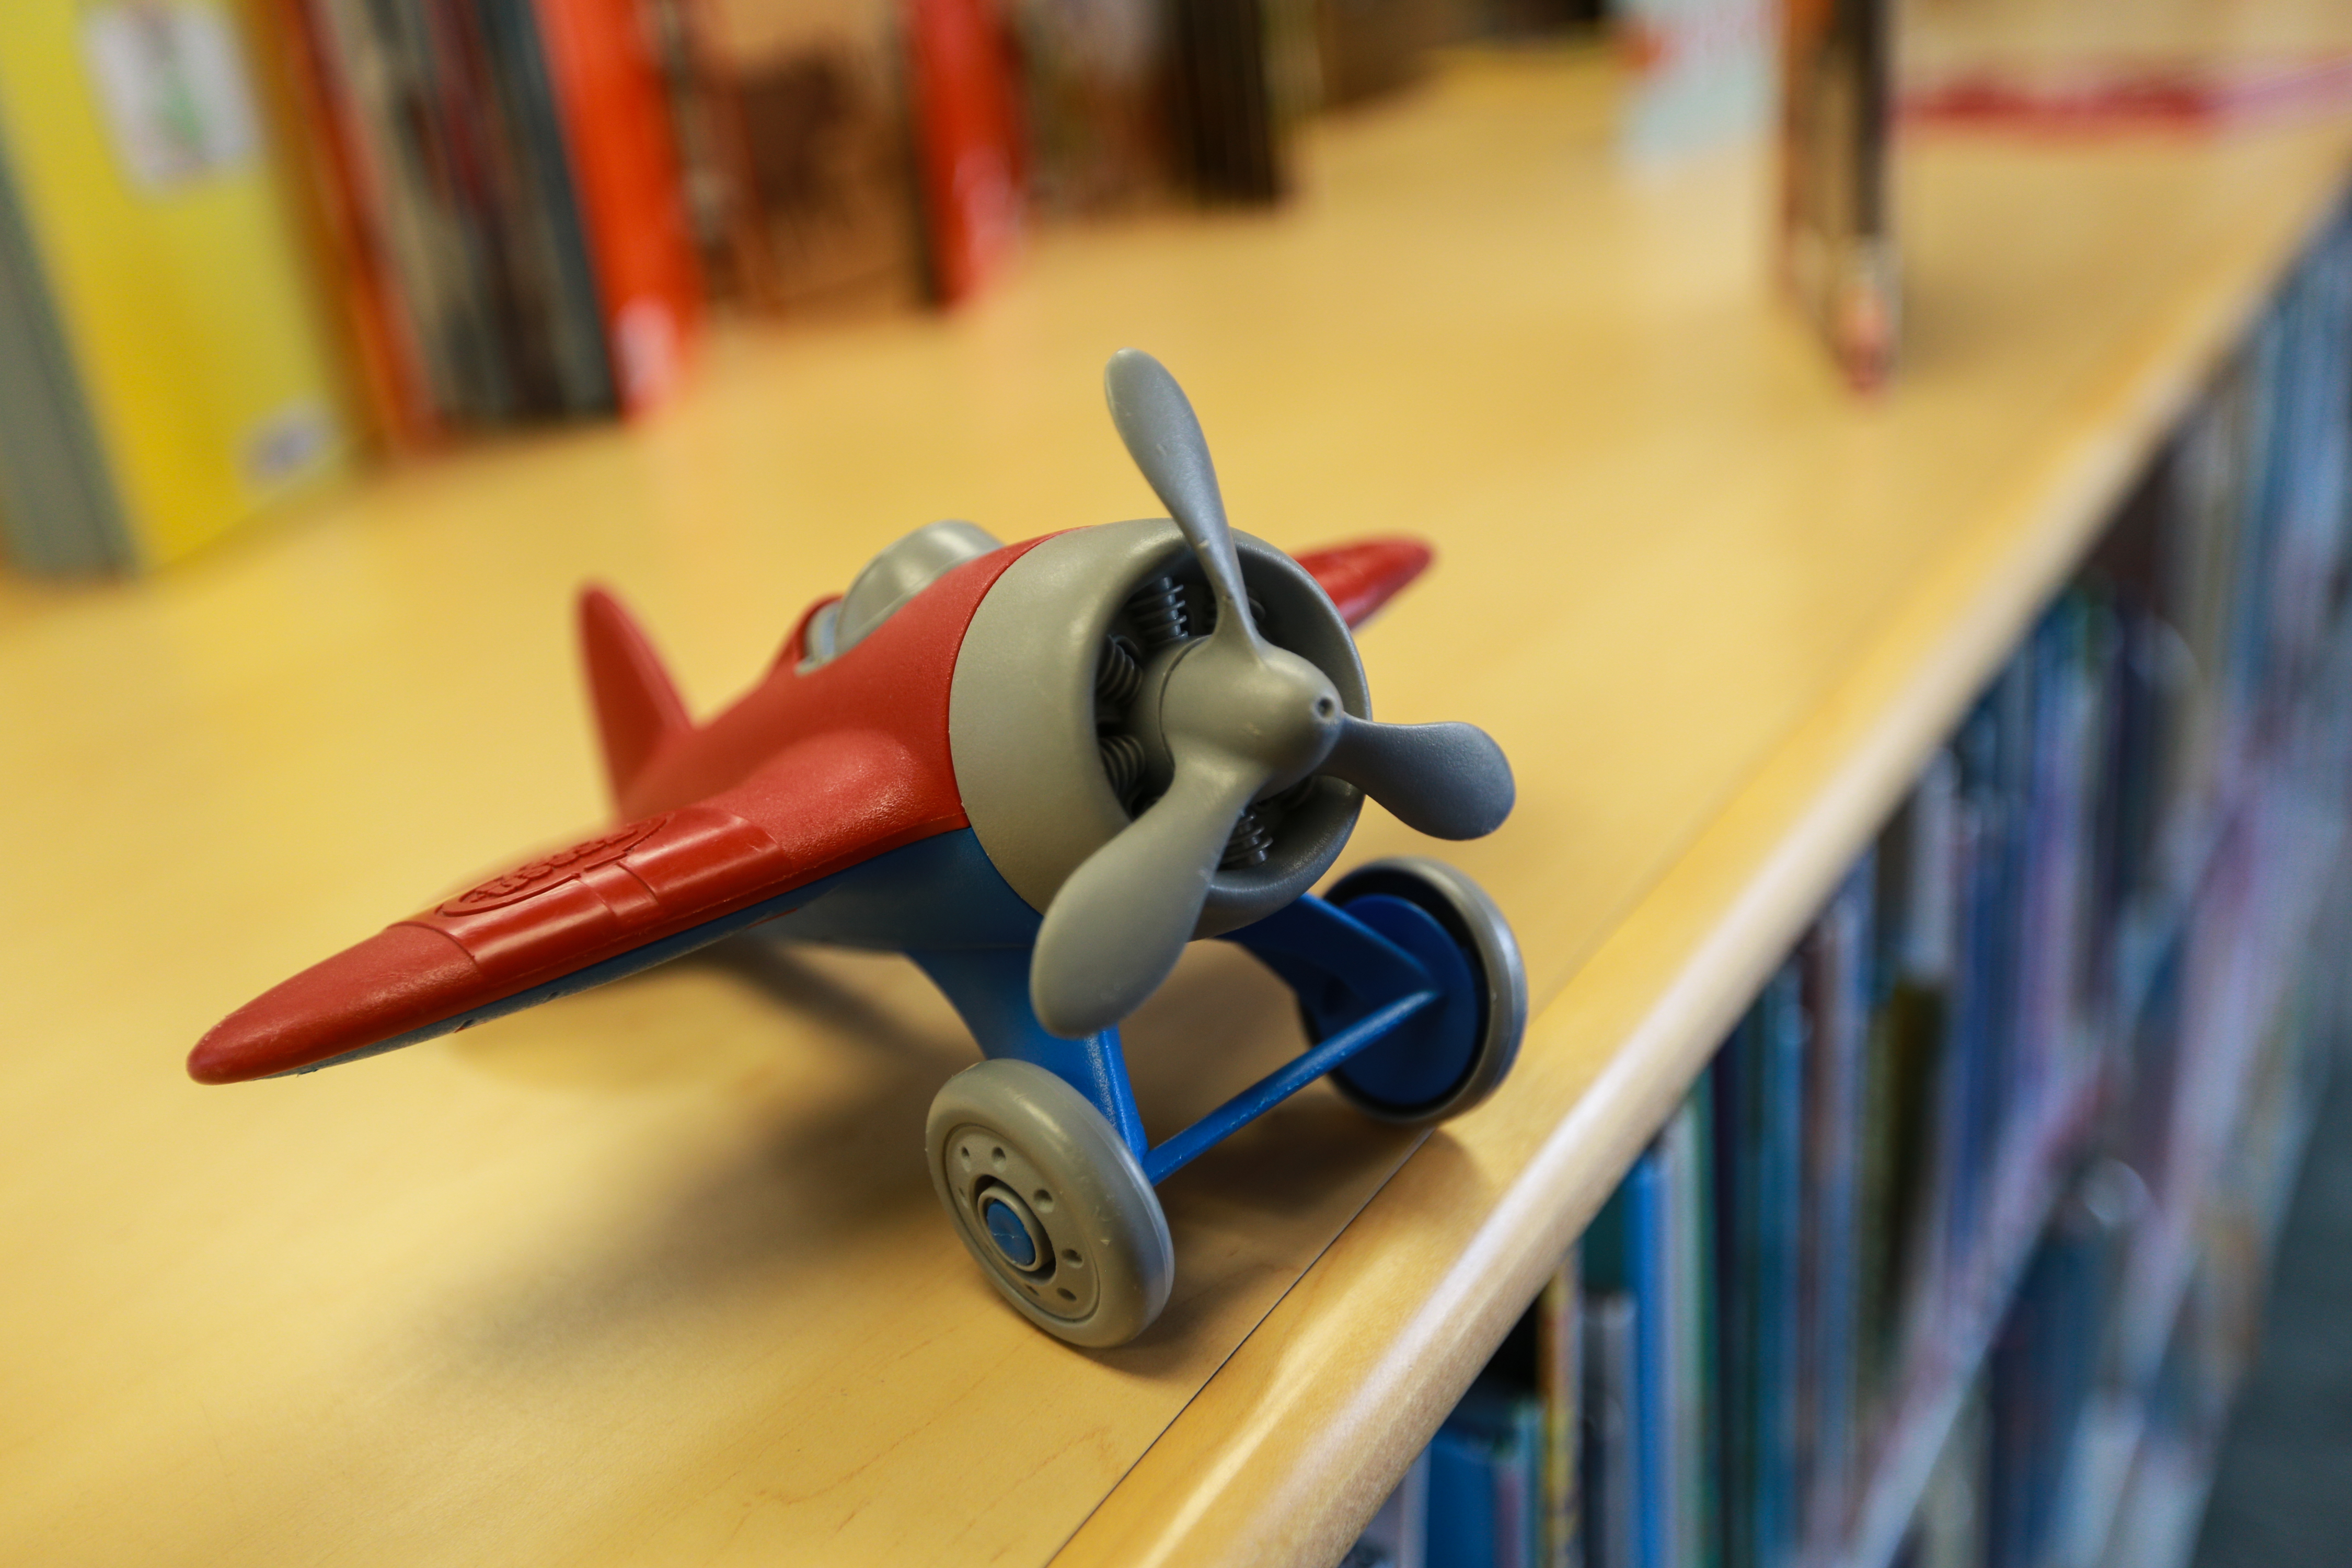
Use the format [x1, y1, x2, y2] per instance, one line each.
[1029, 350, 1515, 1039]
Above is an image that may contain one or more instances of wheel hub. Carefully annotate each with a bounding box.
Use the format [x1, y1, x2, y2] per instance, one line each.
[944, 1123, 1101, 1321]
[977, 1185, 1047, 1271]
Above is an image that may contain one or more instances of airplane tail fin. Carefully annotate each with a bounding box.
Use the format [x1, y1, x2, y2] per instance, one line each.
[579, 585, 691, 804]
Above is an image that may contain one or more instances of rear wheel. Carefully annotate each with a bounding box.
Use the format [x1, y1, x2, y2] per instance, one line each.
[1315, 858, 1526, 1126]
[927, 1058, 1173, 1347]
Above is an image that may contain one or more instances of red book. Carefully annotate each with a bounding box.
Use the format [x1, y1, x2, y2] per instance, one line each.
[532, 0, 705, 412]
[902, 0, 1023, 305]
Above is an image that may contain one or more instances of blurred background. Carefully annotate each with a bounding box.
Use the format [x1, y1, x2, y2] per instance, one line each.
[5, 4, 2352, 1568]
[5, 0, 2349, 576]
[0, 0, 1613, 575]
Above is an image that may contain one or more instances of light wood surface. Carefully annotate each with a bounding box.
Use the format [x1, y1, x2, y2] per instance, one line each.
[5, 39, 2351, 1568]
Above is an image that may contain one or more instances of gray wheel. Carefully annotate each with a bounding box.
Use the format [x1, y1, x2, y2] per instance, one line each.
[927, 1058, 1173, 1347]
[1321, 857, 1526, 1126]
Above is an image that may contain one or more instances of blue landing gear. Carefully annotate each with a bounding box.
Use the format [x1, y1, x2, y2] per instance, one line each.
[922, 859, 1523, 1348]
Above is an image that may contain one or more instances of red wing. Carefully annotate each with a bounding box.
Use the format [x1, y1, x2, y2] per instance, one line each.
[1294, 537, 1433, 628]
[189, 733, 961, 1083]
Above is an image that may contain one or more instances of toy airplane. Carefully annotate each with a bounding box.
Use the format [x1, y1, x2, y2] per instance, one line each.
[190, 351, 1526, 1347]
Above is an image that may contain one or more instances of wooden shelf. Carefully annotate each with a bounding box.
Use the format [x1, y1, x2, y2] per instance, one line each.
[6, 39, 2352, 1568]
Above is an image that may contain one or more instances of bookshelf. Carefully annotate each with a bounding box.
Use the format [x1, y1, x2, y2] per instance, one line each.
[5, 40, 2352, 1568]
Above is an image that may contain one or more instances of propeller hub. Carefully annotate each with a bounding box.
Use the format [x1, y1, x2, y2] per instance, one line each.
[1150, 635, 1345, 799]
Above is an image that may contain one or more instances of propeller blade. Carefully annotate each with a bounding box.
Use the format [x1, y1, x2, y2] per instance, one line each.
[1031, 754, 1265, 1037]
[1320, 717, 1516, 840]
[1104, 349, 1254, 640]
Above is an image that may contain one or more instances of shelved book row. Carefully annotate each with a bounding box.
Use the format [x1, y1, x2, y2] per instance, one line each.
[1346, 199, 2352, 1568]
[4, 0, 1518, 575]
[0, 0, 1005, 572]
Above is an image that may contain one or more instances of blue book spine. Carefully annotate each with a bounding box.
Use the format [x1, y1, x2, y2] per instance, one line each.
[1627, 1147, 1671, 1568]
[1429, 1428, 1501, 1568]
[1756, 965, 1805, 1568]
[1430, 1386, 1544, 1568]
[1712, 1009, 1759, 1568]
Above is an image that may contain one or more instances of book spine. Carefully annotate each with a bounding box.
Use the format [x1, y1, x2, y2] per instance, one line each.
[1434, 191, 2352, 1568]
[1583, 1290, 1640, 1568]
[0, 117, 132, 573]
[526, 0, 702, 410]
[1540, 1256, 1583, 1568]
[252, 0, 443, 448]
[1628, 1146, 1671, 1568]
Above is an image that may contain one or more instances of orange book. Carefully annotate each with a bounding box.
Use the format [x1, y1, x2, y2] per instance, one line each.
[533, 0, 704, 412]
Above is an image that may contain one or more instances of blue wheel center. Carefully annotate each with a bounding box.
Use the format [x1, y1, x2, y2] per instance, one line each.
[981, 1194, 1039, 1269]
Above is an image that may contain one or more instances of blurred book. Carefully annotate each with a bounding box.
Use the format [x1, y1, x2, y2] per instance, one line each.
[1349, 1448, 1433, 1568]
[1011, 0, 1176, 214]
[904, 0, 1026, 301]
[1420, 195, 2352, 1568]
[0, 0, 351, 573]
[1585, 1099, 1709, 1568]
[661, 0, 1019, 309]
[680, 0, 926, 309]
[1349, 1258, 1581, 1568]
[1777, 0, 1894, 389]
[1169, 0, 1317, 203]
[1430, 1381, 1547, 1568]
[1797, 858, 1870, 1560]
[1538, 1256, 1583, 1568]
[535, 0, 706, 403]
[641, 0, 766, 303]
[267, 0, 700, 435]
[1613, 0, 1774, 160]
[1711, 967, 1800, 1568]
[1900, 1383, 1986, 1568]
[1580, 1289, 1638, 1568]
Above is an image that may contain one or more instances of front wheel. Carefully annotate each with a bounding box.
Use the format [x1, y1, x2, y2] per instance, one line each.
[927, 1058, 1173, 1347]
[1316, 858, 1527, 1126]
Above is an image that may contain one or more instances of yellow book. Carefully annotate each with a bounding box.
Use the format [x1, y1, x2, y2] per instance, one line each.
[0, 0, 349, 572]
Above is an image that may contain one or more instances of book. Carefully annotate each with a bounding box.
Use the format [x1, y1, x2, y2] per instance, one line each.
[1582, 1087, 1713, 1568]
[1168, 0, 1316, 204]
[1009, 0, 1176, 215]
[1429, 1382, 1546, 1568]
[902, 0, 1025, 302]
[0, 0, 351, 573]
[1753, 971, 1803, 1568]
[528, 0, 704, 408]
[1538, 1254, 1584, 1568]
[684, 0, 1020, 309]
[1580, 1289, 1639, 1568]
[1617, 0, 1774, 161]
[278, 0, 700, 426]
[1778, 0, 1895, 388]
[1432, 198, 2352, 1568]
[245, 0, 442, 449]
[1349, 1448, 1433, 1568]
[1664, 1085, 1718, 1568]
[1582, 1148, 1665, 1568]
[1798, 859, 1871, 1559]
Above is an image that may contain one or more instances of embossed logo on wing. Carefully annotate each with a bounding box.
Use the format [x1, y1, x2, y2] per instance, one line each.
[439, 818, 668, 917]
